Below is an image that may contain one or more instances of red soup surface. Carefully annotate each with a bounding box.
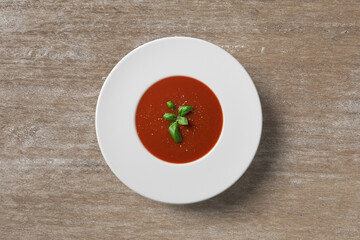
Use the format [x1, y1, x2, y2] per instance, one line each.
[135, 76, 223, 164]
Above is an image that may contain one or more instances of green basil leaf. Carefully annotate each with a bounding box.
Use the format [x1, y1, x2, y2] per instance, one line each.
[167, 101, 176, 110]
[178, 106, 193, 116]
[163, 113, 177, 121]
[177, 116, 188, 125]
[169, 121, 182, 143]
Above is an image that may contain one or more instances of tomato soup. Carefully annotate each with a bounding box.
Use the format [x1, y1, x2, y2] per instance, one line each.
[135, 76, 223, 164]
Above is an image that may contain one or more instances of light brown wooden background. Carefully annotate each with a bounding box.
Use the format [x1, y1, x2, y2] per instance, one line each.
[1, 1, 359, 239]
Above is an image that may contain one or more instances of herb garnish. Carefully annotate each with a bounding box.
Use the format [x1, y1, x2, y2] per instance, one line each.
[163, 101, 193, 143]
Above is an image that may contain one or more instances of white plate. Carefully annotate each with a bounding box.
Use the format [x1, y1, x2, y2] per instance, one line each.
[96, 37, 262, 204]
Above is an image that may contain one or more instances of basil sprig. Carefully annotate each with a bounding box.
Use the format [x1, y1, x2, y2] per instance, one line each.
[163, 101, 193, 143]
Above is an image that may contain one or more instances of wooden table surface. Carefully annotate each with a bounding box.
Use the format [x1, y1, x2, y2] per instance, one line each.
[1, 1, 359, 239]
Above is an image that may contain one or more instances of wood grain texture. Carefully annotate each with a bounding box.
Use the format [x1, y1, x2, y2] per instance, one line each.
[1, 0, 359, 239]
